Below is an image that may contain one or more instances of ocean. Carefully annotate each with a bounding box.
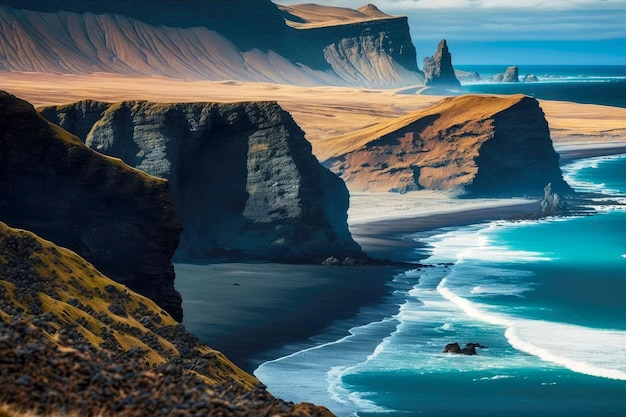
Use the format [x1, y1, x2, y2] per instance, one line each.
[254, 68, 626, 416]
[457, 65, 626, 108]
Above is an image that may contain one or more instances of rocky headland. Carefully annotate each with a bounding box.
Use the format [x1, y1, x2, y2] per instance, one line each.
[322, 94, 573, 197]
[0, 0, 423, 87]
[0, 91, 183, 321]
[0, 221, 333, 417]
[39, 99, 365, 264]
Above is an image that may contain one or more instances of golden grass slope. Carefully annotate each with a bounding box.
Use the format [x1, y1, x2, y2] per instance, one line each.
[0, 220, 254, 388]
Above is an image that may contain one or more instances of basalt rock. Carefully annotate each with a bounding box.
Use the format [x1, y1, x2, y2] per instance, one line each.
[539, 182, 569, 215]
[422, 39, 461, 89]
[0, 91, 183, 321]
[40, 100, 364, 263]
[443, 342, 487, 355]
[324, 94, 573, 197]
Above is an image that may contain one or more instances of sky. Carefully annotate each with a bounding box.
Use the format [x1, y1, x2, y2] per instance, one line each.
[276, 0, 626, 66]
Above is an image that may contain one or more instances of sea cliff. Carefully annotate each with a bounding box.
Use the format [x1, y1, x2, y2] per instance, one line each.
[40, 100, 365, 263]
[0, 91, 183, 321]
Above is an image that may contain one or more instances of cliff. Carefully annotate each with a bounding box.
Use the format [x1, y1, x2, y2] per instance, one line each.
[0, 0, 423, 87]
[321, 94, 573, 197]
[0, 91, 183, 321]
[40, 100, 364, 263]
[0, 221, 333, 417]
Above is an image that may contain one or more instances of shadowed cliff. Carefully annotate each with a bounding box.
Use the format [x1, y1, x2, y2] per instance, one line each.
[0, 0, 423, 87]
[40, 100, 365, 263]
[321, 94, 573, 197]
[0, 221, 333, 417]
[0, 91, 183, 321]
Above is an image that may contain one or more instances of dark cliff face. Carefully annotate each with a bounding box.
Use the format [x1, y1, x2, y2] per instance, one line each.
[0, 0, 422, 87]
[325, 94, 573, 197]
[298, 17, 424, 87]
[40, 100, 364, 263]
[423, 39, 461, 89]
[0, 91, 183, 321]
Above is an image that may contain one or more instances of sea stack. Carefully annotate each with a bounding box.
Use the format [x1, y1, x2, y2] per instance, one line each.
[40, 100, 365, 264]
[422, 39, 462, 89]
[0, 91, 183, 321]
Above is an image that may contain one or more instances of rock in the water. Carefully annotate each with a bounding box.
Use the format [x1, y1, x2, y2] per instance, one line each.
[324, 94, 573, 197]
[40, 100, 365, 263]
[523, 74, 539, 82]
[443, 342, 487, 355]
[491, 66, 519, 83]
[422, 39, 461, 89]
[0, 91, 183, 321]
[503, 66, 520, 82]
[540, 182, 569, 215]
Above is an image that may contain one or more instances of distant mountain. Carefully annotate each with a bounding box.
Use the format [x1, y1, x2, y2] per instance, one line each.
[39, 99, 365, 264]
[0, 0, 423, 87]
[321, 94, 573, 197]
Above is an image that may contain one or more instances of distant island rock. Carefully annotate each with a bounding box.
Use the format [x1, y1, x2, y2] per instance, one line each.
[0, 91, 183, 321]
[0, 0, 423, 88]
[523, 74, 539, 82]
[422, 39, 462, 89]
[455, 69, 481, 83]
[40, 100, 365, 264]
[492, 66, 520, 83]
[322, 94, 574, 197]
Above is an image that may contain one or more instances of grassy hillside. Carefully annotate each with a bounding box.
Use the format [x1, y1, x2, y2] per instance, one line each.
[0, 221, 333, 416]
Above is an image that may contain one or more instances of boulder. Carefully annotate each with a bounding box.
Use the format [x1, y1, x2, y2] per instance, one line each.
[503, 66, 520, 82]
[523, 74, 539, 82]
[443, 342, 487, 355]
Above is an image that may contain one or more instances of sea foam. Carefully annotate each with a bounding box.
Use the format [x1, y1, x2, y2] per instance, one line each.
[437, 279, 626, 381]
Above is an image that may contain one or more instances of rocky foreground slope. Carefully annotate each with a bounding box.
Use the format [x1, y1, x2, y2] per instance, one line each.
[40, 99, 364, 264]
[0, 221, 333, 417]
[0, 91, 183, 321]
[0, 0, 423, 87]
[322, 94, 573, 196]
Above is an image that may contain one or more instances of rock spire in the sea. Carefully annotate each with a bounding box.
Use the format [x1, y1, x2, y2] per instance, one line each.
[540, 182, 569, 215]
[40, 100, 365, 264]
[422, 39, 461, 89]
[0, 91, 183, 321]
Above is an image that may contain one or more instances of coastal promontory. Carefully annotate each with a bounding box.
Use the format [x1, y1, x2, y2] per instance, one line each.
[322, 94, 573, 197]
[0, 91, 183, 321]
[40, 100, 365, 263]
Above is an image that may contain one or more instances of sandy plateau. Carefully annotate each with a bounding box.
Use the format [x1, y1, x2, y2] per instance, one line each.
[3, 71, 626, 221]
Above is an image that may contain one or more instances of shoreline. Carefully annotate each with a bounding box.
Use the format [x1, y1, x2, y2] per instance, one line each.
[177, 143, 626, 374]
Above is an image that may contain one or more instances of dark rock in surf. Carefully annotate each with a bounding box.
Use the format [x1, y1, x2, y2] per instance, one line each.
[422, 39, 461, 89]
[443, 342, 487, 355]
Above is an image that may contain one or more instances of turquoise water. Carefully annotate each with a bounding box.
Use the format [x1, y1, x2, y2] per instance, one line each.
[255, 154, 626, 416]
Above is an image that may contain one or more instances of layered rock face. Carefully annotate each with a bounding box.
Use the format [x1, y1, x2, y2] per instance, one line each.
[423, 39, 461, 88]
[281, 4, 424, 87]
[0, 91, 183, 321]
[0, 0, 423, 88]
[40, 100, 364, 263]
[324, 94, 573, 197]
